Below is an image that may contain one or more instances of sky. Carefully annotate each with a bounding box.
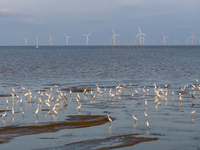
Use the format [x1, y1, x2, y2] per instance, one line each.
[0, 0, 200, 46]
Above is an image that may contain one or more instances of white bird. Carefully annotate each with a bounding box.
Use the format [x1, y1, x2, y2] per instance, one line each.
[191, 110, 196, 114]
[70, 88, 72, 95]
[2, 111, 6, 119]
[77, 103, 81, 110]
[12, 87, 15, 92]
[21, 112, 24, 119]
[144, 111, 147, 117]
[145, 99, 147, 106]
[45, 100, 51, 108]
[35, 104, 39, 115]
[6, 98, 8, 106]
[132, 115, 138, 121]
[83, 87, 87, 93]
[76, 97, 80, 104]
[77, 92, 80, 99]
[53, 109, 58, 114]
[22, 86, 25, 90]
[24, 92, 29, 97]
[12, 107, 14, 116]
[146, 120, 149, 127]
[107, 115, 112, 122]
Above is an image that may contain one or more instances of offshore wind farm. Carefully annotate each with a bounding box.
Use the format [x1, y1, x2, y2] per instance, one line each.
[1, 1, 200, 150]
[17, 29, 199, 47]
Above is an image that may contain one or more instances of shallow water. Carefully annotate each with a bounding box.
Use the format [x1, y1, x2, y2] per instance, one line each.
[0, 45, 200, 149]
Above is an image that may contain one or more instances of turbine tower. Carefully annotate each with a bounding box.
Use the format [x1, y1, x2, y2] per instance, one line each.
[82, 32, 92, 45]
[48, 34, 55, 46]
[162, 34, 169, 45]
[187, 32, 196, 45]
[142, 35, 147, 45]
[135, 26, 146, 45]
[36, 36, 39, 48]
[23, 37, 28, 46]
[64, 34, 71, 46]
[111, 29, 120, 45]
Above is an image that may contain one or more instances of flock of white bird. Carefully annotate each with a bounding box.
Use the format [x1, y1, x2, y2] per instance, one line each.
[1, 79, 199, 127]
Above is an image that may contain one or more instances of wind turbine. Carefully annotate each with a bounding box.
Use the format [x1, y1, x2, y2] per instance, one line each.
[111, 29, 121, 45]
[142, 35, 147, 45]
[64, 34, 71, 46]
[48, 34, 55, 46]
[82, 32, 92, 45]
[135, 26, 146, 45]
[162, 34, 169, 45]
[174, 38, 178, 45]
[36, 36, 39, 48]
[187, 32, 196, 45]
[23, 37, 28, 46]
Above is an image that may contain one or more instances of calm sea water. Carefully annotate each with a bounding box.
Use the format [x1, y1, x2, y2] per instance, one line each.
[0, 45, 200, 150]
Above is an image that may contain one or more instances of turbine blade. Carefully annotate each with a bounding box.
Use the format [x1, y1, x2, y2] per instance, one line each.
[88, 32, 92, 36]
[141, 33, 147, 36]
[138, 26, 141, 33]
[112, 28, 115, 34]
[135, 34, 140, 39]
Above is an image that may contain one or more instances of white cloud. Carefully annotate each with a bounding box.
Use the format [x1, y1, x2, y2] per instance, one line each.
[0, 9, 19, 16]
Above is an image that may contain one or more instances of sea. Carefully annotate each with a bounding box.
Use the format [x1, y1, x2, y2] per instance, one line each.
[0, 45, 199, 150]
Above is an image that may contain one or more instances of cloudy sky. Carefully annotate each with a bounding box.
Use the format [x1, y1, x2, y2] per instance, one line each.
[0, 0, 200, 46]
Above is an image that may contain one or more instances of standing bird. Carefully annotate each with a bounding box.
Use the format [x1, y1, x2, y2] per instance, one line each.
[2, 111, 6, 119]
[107, 115, 112, 122]
[144, 111, 148, 117]
[35, 104, 39, 116]
[146, 120, 149, 127]
[70, 88, 72, 96]
[12, 87, 15, 92]
[132, 115, 138, 122]
[77, 103, 81, 110]
[191, 110, 196, 114]
[22, 112, 24, 119]
[12, 107, 14, 117]
[6, 98, 8, 106]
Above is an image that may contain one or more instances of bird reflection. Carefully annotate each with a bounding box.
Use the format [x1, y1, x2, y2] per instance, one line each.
[2, 119, 6, 126]
[146, 129, 149, 135]
[52, 114, 58, 121]
[108, 124, 112, 135]
[133, 122, 137, 128]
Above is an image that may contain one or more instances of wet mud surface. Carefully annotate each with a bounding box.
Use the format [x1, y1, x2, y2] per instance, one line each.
[0, 115, 110, 144]
[38, 133, 158, 150]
